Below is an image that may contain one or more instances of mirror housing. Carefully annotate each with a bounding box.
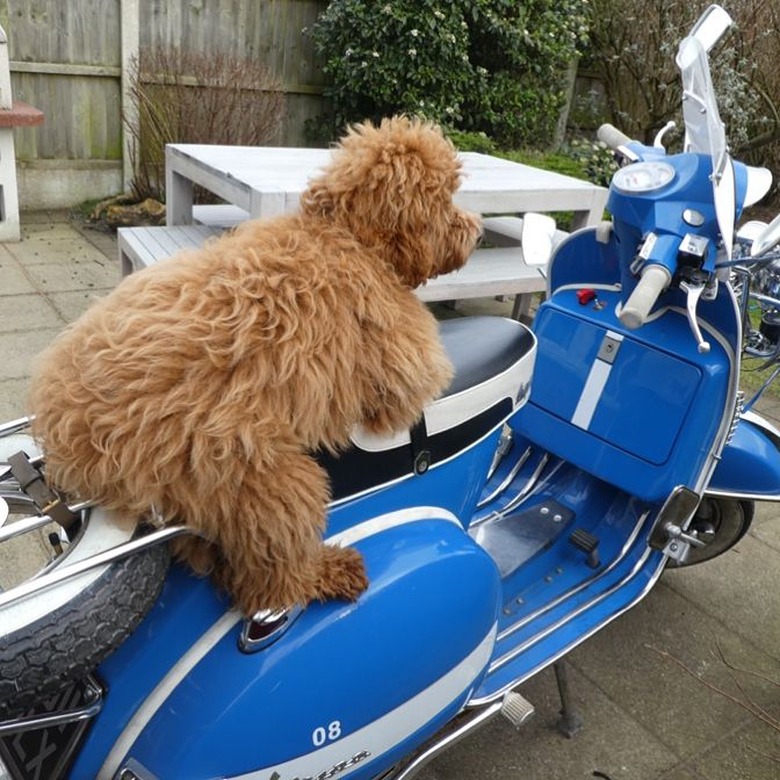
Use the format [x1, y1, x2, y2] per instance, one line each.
[521, 213, 556, 267]
[689, 4, 733, 51]
[750, 212, 780, 258]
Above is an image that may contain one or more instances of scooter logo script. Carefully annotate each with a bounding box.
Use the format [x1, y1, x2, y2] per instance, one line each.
[269, 749, 371, 780]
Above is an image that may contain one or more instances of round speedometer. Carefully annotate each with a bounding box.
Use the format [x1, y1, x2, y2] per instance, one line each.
[612, 161, 676, 193]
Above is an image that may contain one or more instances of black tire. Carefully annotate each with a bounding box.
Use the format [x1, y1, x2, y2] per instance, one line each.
[0, 518, 170, 718]
[677, 497, 754, 566]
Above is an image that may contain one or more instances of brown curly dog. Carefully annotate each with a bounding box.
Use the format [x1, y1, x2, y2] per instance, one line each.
[28, 116, 482, 616]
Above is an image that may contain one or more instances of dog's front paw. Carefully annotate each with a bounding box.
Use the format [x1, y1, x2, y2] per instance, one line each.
[316, 545, 369, 602]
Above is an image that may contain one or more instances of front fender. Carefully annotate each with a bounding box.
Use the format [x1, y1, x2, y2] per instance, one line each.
[708, 411, 780, 499]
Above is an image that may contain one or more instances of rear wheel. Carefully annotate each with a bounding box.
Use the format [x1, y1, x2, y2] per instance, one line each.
[678, 496, 753, 566]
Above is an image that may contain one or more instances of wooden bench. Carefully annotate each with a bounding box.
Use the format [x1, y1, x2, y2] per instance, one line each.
[192, 203, 249, 228]
[118, 225, 221, 277]
[118, 218, 568, 319]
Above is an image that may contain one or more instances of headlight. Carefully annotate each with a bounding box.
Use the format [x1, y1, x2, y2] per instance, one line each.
[613, 161, 676, 193]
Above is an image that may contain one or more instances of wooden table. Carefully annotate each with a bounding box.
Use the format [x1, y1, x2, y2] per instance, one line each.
[165, 144, 608, 230]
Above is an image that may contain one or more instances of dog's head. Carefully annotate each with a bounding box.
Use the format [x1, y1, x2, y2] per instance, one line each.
[300, 116, 482, 288]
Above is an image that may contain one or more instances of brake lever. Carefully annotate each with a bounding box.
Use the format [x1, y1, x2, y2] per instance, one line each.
[679, 280, 711, 353]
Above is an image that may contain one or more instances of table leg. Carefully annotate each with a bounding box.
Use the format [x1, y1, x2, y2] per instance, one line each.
[250, 189, 287, 219]
[166, 168, 194, 226]
[570, 210, 591, 232]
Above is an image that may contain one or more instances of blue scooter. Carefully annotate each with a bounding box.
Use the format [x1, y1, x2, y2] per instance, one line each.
[1, 5, 779, 779]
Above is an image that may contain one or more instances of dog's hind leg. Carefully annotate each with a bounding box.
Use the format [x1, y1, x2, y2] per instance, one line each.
[203, 449, 368, 616]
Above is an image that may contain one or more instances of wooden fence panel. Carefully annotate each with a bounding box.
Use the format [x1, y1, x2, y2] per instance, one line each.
[0, 0, 329, 208]
[141, 0, 328, 144]
[0, 0, 123, 161]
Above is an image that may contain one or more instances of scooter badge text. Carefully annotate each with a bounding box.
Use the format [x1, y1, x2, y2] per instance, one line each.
[269, 750, 371, 780]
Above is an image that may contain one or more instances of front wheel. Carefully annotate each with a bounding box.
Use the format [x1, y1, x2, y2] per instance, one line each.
[678, 497, 753, 566]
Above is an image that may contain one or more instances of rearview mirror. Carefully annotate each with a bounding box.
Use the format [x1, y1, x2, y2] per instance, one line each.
[751, 212, 780, 258]
[737, 220, 768, 244]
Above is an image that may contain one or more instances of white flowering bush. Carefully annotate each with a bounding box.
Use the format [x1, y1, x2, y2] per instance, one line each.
[566, 138, 618, 186]
[309, 0, 589, 147]
[585, 0, 780, 184]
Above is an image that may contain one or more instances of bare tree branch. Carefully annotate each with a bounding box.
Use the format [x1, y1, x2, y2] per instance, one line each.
[645, 644, 780, 734]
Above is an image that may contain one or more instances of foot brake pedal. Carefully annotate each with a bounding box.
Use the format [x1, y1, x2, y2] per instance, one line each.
[500, 691, 535, 728]
[569, 528, 601, 569]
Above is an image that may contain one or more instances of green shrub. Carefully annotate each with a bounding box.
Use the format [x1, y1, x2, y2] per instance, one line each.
[445, 129, 499, 154]
[309, 0, 589, 147]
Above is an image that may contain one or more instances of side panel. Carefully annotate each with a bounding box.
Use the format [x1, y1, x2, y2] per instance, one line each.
[519, 288, 730, 502]
[78, 517, 502, 780]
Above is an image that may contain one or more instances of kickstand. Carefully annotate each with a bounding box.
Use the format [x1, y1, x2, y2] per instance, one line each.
[553, 659, 583, 738]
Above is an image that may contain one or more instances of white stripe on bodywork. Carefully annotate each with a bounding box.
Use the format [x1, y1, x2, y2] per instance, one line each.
[350, 330, 536, 452]
[98, 608, 243, 779]
[571, 359, 612, 430]
[229, 624, 497, 780]
[325, 506, 461, 548]
[571, 331, 623, 430]
[102, 506, 464, 778]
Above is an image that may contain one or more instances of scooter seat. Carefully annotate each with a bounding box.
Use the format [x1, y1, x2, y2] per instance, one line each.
[319, 316, 536, 501]
[438, 316, 536, 397]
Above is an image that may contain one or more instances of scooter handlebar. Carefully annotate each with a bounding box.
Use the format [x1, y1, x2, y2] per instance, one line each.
[619, 264, 672, 329]
[597, 123, 633, 151]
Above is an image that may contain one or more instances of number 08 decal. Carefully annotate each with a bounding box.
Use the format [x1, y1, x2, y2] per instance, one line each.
[312, 720, 342, 746]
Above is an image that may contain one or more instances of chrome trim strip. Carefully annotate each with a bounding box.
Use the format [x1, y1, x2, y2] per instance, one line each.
[471, 454, 552, 528]
[477, 445, 531, 510]
[705, 488, 780, 502]
[0, 684, 103, 736]
[468, 554, 668, 707]
[496, 509, 651, 643]
[0, 416, 32, 437]
[0, 525, 191, 609]
[489, 544, 658, 675]
[390, 701, 504, 780]
[741, 409, 780, 445]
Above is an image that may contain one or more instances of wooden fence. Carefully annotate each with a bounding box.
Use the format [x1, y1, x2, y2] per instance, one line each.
[0, 0, 328, 208]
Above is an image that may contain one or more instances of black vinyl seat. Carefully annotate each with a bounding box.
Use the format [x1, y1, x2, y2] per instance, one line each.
[318, 316, 536, 501]
[439, 316, 536, 397]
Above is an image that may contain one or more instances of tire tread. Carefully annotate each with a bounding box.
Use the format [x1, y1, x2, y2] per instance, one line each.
[0, 540, 169, 717]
